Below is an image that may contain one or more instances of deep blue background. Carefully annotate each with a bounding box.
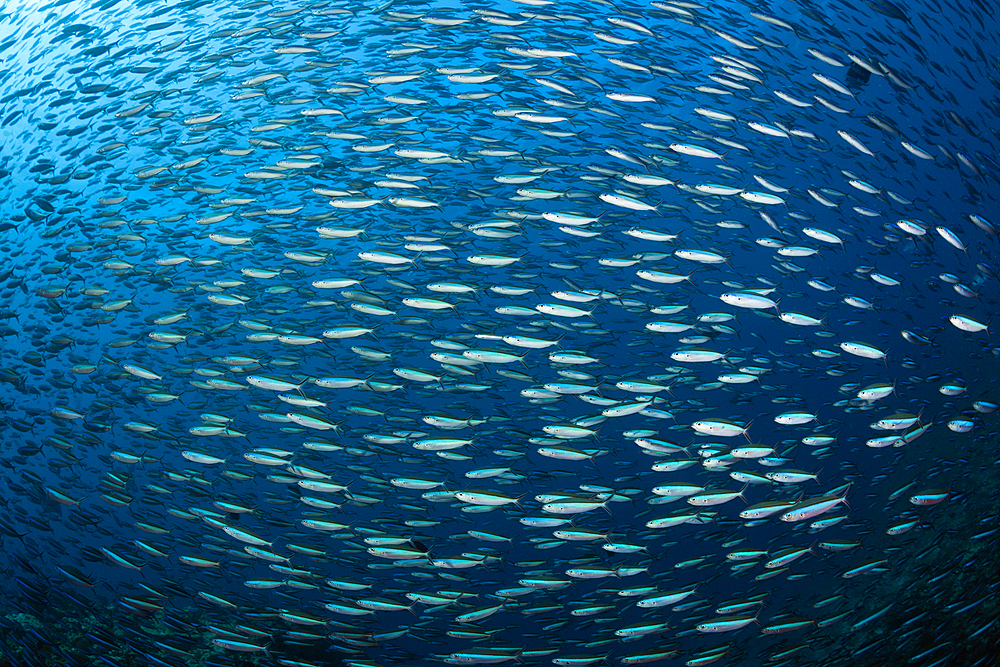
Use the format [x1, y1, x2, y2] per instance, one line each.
[0, 0, 998, 665]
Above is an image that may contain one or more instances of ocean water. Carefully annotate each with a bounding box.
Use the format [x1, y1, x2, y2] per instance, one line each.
[0, 0, 998, 665]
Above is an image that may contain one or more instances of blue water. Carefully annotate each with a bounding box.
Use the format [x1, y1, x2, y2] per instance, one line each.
[0, 0, 998, 665]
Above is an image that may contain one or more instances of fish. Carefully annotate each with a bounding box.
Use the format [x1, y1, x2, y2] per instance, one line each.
[0, 1, 996, 667]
